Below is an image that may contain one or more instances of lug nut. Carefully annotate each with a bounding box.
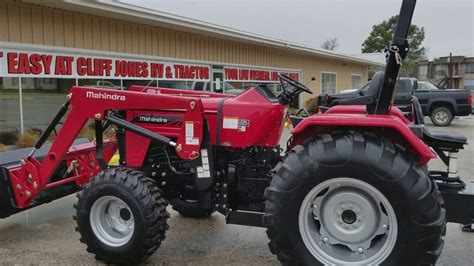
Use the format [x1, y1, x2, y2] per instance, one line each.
[322, 237, 328, 243]
[161, 181, 167, 186]
[358, 247, 364, 254]
[383, 224, 388, 229]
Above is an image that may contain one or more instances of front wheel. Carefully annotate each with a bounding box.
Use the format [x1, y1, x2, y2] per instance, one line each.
[264, 131, 446, 265]
[74, 168, 169, 264]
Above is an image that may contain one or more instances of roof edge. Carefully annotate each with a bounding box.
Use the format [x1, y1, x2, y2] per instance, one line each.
[26, 0, 384, 66]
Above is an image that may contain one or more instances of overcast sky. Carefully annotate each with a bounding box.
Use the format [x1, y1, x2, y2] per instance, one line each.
[125, 0, 473, 59]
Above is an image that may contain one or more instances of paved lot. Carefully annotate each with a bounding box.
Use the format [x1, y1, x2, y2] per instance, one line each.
[0, 117, 473, 265]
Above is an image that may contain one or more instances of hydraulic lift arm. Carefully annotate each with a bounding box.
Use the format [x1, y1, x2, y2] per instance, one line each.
[7, 87, 206, 208]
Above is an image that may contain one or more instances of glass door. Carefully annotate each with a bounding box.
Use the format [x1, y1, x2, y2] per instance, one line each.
[212, 71, 224, 93]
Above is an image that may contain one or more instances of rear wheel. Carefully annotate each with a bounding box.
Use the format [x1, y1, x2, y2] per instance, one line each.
[264, 131, 445, 265]
[430, 106, 453, 126]
[74, 168, 169, 264]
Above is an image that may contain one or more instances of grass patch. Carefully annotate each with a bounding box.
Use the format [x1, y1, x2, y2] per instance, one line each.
[16, 129, 41, 148]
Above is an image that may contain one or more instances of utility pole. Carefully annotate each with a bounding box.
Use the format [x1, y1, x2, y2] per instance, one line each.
[448, 52, 453, 89]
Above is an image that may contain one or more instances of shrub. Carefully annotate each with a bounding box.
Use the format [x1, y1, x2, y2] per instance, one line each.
[305, 97, 319, 114]
[0, 143, 6, 152]
[16, 129, 40, 148]
[0, 130, 19, 145]
[78, 124, 96, 141]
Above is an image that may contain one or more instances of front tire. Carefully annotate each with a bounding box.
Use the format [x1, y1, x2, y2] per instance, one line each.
[430, 106, 453, 126]
[264, 131, 445, 265]
[74, 168, 169, 264]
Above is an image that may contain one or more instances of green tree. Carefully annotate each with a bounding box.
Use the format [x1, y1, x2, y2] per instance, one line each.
[362, 15, 426, 76]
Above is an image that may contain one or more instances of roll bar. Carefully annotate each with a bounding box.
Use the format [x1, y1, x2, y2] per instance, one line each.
[373, 0, 417, 114]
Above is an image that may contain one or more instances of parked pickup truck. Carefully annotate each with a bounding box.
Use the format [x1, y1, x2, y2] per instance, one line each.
[319, 78, 472, 126]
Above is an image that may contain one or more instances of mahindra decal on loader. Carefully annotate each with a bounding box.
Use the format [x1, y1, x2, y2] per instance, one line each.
[0, 0, 472, 264]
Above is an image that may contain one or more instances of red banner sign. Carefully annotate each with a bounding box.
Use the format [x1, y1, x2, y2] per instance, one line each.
[0, 48, 210, 80]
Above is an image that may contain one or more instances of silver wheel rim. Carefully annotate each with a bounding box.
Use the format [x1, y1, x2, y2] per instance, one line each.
[298, 178, 398, 265]
[435, 110, 449, 123]
[90, 196, 135, 247]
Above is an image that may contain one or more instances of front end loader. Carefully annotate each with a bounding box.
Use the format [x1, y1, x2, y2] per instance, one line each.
[0, 0, 473, 265]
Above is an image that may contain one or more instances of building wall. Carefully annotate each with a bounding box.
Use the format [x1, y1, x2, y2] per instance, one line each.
[0, 0, 368, 104]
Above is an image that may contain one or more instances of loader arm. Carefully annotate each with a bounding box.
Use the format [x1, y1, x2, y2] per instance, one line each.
[7, 87, 206, 209]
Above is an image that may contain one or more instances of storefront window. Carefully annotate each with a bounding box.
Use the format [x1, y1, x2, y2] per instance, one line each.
[21, 78, 71, 133]
[0, 79, 20, 145]
[158, 80, 191, 90]
[78, 79, 123, 90]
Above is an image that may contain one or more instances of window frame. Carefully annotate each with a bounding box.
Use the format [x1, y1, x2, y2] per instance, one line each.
[320, 71, 337, 95]
[350, 74, 362, 90]
[465, 63, 474, 74]
[418, 65, 428, 76]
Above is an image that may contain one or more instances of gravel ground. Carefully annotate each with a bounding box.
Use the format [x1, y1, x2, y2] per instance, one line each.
[0, 116, 473, 265]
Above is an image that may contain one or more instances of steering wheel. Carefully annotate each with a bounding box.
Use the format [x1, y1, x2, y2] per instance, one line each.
[278, 73, 313, 94]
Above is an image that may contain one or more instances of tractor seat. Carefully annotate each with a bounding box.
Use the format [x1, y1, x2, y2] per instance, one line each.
[411, 96, 467, 150]
[422, 129, 467, 150]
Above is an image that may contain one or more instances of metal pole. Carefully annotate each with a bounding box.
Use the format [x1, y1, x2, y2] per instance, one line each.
[76, 78, 78, 86]
[18, 77, 24, 134]
[120, 78, 124, 90]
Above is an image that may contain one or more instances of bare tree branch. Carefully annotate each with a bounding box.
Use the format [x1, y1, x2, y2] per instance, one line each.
[321, 37, 339, 51]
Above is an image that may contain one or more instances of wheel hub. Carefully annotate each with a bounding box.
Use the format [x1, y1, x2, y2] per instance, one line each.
[299, 178, 398, 265]
[435, 111, 448, 123]
[341, 209, 356, 224]
[90, 196, 135, 247]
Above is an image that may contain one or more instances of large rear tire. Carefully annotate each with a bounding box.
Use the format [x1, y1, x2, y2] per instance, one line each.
[264, 131, 446, 265]
[74, 168, 169, 264]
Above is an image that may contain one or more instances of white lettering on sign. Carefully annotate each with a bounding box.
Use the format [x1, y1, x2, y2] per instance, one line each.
[224, 67, 300, 82]
[85, 91, 126, 101]
[0, 47, 211, 80]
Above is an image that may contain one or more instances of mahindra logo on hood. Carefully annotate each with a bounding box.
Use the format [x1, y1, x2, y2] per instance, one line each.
[86, 91, 126, 101]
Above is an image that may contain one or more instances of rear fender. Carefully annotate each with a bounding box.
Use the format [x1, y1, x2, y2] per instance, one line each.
[290, 113, 436, 165]
[427, 99, 456, 113]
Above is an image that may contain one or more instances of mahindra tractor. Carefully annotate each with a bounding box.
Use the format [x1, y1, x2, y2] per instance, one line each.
[0, 0, 472, 265]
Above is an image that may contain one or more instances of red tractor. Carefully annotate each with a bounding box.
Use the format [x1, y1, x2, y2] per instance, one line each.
[0, 0, 472, 264]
